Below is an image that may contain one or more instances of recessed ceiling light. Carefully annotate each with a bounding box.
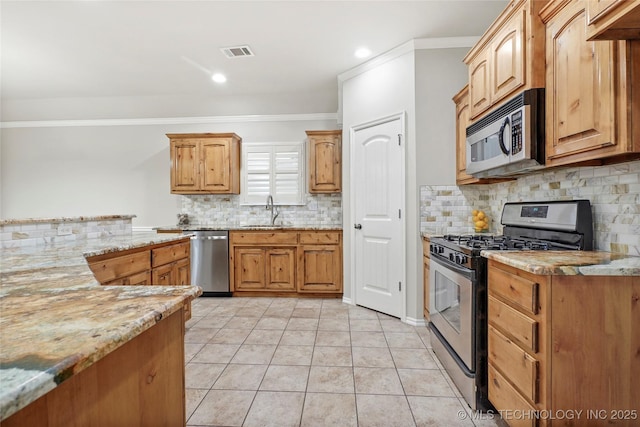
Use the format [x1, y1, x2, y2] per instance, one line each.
[355, 48, 371, 59]
[211, 73, 227, 83]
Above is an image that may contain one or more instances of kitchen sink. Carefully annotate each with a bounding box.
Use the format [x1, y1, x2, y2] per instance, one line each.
[240, 225, 286, 229]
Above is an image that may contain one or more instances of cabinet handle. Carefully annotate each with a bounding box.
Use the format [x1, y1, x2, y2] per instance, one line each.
[354, 224, 362, 230]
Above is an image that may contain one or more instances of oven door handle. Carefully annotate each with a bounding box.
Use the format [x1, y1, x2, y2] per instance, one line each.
[431, 253, 476, 282]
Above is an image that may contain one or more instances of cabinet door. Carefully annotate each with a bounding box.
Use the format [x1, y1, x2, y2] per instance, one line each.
[152, 263, 174, 286]
[266, 248, 296, 291]
[234, 248, 266, 290]
[171, 139, 200, 193]
[490, 7, 525, 103]
[453, 86, 476, 185]
[587, 0, 640, 40]
[308, 131, 342, 193]
[298, 245, 342, 293]
[201, 138, 231, 192]
[469, 51, 492, 118]
[174, 257, 190, 286]
[545, 2, 619, 165]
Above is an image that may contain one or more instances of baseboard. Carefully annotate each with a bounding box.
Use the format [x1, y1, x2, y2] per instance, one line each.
[341, 297, 354, 306]
[404, 316, 427, 327]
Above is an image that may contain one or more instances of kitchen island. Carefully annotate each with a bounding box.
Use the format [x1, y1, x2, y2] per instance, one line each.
[0, 231, 202, 425]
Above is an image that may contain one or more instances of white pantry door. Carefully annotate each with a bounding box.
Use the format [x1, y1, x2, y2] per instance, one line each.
[352, 114, 405, 318]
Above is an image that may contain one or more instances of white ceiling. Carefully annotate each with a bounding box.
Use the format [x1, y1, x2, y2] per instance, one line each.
[1, 1, 507, 117]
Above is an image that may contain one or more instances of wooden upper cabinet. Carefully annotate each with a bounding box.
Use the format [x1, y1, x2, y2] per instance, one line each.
[541, 0, 640, 167]
[306, 130, 342, 193]
[168, 133, 241, 194]
[464, 0, 545, 120]
[453, 86, 477, 184]
[587, 0, 640, 40]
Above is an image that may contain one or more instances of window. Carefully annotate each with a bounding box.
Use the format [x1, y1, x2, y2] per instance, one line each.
[240, 142, 305, 205]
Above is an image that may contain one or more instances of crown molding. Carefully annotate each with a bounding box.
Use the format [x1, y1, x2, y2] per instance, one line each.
[0, 112, 338, 129]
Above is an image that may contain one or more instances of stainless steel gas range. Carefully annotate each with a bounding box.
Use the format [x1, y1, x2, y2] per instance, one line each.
[428, 200, 593, 411]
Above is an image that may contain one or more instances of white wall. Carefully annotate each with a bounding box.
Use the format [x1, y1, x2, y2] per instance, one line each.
[341, 44, 471, 323]
[341, 49, 417, 318]
[0, 118, 337, 226]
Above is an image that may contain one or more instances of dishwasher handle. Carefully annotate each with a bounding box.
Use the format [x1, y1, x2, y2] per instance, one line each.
[190, 235, 228, 240]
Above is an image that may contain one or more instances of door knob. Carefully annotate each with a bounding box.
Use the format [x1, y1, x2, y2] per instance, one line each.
[354, 224, 362, 230]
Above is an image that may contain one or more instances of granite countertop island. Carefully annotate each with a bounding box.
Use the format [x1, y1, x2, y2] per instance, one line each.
[0, 231, 202, 421]
[481, 250, 640, 276]
[155, 224, 343, 232]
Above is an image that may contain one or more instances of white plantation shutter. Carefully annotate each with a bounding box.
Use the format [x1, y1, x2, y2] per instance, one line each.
[241, 142, 305, 205]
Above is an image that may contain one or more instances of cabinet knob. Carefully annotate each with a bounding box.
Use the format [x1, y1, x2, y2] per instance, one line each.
[354, 224, 362, 230]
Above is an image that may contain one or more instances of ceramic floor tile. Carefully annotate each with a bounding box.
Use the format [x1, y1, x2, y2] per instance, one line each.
[243, 391, 305, 427]
[286, 317, 319, 330]
[263, 307, 294, 318]
[295, 299, 324, 309]
[350, 331, 388, 348]
[311, 346, 353, 367]
[380, 319, 418, 333]
[211, 306, 241, 316]
[212, 364, 268, 390]
[190, 315, 231, 329]
[230, 344, 277, 364]
[185, 315, 204, 329]
[307, 366, 355, 393]
[271, 345, 314, 365]
[188, 389, 256, 427]
[385, 332, 426, 349]
[184, 327, 219, 344]
[348, 308, 380, 319]
[397, 368, 456, 397]
[407, 396, 475, 427]
[184, 343, 205, 363]
[301, 393, 357, 427]
[350, 319, 383, 331]
[185, 362, 226, 389]
[254, 316, 289, 330]
[356, 394, 416, 427]
[354, 367, 404, 395]
[209, 328, 252, 344]
[390, 348, 439, 369]
[291, 307, 321, 318]
[224, 316, 260, 329]
[318, 317, 350, 331]
[185, 388, 208, 421]
[191, 343, 240, 364]
[234, 307, 267, 317]
[244, 328, 284, 345]
[280, 330, 317, 346]
[352, 346, 395, 368]
[315, 330, 351, 346]
[259, 365, 310, 392]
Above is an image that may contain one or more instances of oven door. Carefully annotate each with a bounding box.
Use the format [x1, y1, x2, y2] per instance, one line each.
[429, 255, 475, 370]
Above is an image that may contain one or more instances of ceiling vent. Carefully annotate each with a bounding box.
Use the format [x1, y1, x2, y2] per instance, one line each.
[220, 45, 255, 58]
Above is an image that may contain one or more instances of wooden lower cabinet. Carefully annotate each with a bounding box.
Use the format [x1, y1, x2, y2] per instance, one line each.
[422, 236, 430, 321]
[230, 230, 342, 296]
[233, 247, 296, 291]
[488, 259, 640, 426]
[3, 309, 186, 427]
[86, 238, 192, 321]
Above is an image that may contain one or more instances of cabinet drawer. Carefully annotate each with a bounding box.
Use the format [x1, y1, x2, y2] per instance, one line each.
[422, 237, 430, 258]
[231, 231, 298, 245]
[490, 266, 539, 315]
[299, 231, 340, 244]
[151, 241, 190, 267]
[489, 295, 538, 352]
[89, 251, 150, 284]
[489, 325, 539, 403]
[488, 364, 538, 427]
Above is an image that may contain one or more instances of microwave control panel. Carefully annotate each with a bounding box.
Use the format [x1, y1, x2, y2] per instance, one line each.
[511, 110, 523, 155]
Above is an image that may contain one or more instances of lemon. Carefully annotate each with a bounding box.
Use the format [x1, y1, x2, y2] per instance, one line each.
[475, 220, 485, 228]
[477, 211, 486, 220]
[472, 209, 478, 216]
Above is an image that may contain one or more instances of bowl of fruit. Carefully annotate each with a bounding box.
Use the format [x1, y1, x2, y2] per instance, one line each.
[471, 209, 490, 233]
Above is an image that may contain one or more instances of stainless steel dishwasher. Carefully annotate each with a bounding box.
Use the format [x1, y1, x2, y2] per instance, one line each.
[185, 230, 231, 297]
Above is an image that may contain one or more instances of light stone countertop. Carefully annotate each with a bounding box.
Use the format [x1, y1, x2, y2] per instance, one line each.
[0, 232, 202, 421]
[0, 214, 136, 225]
[155, 225, 343, 232]
[481, 250, 640, 276]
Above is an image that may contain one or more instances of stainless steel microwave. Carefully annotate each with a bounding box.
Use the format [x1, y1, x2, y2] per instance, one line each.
[466, 88, 545, 178]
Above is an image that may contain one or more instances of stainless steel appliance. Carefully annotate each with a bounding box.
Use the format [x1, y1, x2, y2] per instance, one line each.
[185, 230, 231, 297]
[429, 200, 593, 411]
[466, 88, 545, 178]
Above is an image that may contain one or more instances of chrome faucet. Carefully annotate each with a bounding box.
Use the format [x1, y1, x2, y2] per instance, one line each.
[266, 195, 279, 225]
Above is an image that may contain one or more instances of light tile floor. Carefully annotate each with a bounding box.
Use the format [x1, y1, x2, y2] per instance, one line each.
[185, 297, 503, 427]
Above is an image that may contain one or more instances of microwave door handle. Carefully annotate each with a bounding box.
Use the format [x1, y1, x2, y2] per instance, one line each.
[498, 116, 510, 155]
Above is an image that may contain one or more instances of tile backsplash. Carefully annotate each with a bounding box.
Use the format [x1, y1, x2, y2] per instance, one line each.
[181, 193, 342, 227]
[420, 160, 640, 255]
